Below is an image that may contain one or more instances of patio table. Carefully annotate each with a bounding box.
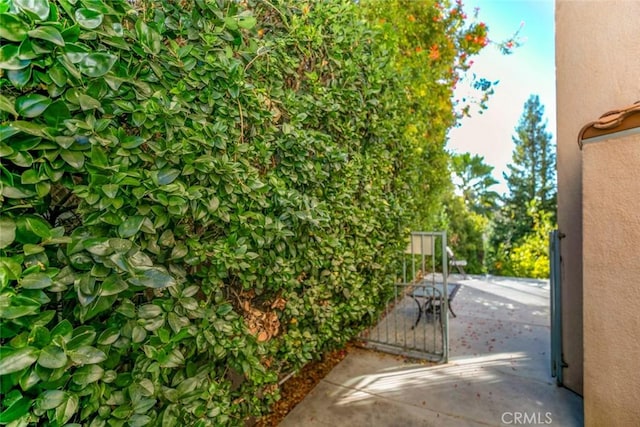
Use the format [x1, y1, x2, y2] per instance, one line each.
[411, 282, 461, 328]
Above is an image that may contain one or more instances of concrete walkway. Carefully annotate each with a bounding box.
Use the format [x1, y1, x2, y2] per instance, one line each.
[280, 276, 583, 426]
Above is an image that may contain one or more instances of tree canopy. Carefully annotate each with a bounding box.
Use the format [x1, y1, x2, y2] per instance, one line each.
[487, 94, 557, 277]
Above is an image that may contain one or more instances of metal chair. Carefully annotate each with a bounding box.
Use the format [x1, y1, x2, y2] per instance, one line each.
[446, 246, 468, 279]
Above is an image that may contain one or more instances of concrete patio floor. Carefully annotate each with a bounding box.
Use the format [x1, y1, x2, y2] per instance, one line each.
[280, 276, 584, 426]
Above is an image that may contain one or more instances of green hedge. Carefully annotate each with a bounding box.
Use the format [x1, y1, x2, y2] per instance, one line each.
[0, 0, 483, 424]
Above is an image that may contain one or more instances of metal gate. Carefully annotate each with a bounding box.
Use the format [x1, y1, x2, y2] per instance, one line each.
[360, 232, 451, 362]
[550, 229, 566, 385]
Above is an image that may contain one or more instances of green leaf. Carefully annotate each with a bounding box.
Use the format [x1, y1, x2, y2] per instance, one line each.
[37, 345, 67, 369]
[7, 120, 47, 137]
[108, 238, 132, 253]
[138, 304, 162, 319]
[0, 217, 16, 248]
[49, 64, 67, 86]
[21, 272, 52, 289]
[37, 390, 66, 411]
[68, 346, 107, 365]
[0, 396, 32, 424]
[75, 8, 103, 30]
[43, 100, 71, 127]
[60, 150, 84, 169]
[31, 310, 55, 327]
[7, 66, 32, 88]
[0, 14, 29, 42]
[0, 346, 38, 375]
[118, 216, 144, 238]
[135, 20, 161, 55]
[100, 275, 128, 297]
[78, 93, 101, 110]
[0, 43, 30, 70]
[102, 183, 118, 198]
[132, 111, 145, 127]
[121, 136, 144, 149]
[2, 184, 35, 199]
[0, 303, 39, 319]
[28, 26, 65, 47]
[96, 327, 120, 345]
[50, 320, 73, 339]
[9, 134, 39, 151]
[15, 0, 50, 20]
[78, 52, 117, 78]
[0, 95, 18, 116]
[129, 267, 176, 289]
[90, 145, 108, 167]
[59, 21, 79, 40]
[16, 215, 51, 243]
[72, 364, 103, 385]
[14, 216, 45, 243]
[0, 257, 21, 280]
[22, 243, 44, 255]
[129, 414, 152, 426]
[157, 168, 180, 185]
[238, 16, 257, 30]
[66, 326, 96, 349]
[16, 93, 51, 118]
[23, 215, 51, 239]
[55, 393, 78, 426]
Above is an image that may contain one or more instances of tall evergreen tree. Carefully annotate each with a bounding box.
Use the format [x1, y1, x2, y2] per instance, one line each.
[505, 95, 556, 214]
[502, 94, 556, 240]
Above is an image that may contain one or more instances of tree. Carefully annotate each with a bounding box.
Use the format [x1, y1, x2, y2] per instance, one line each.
[451, 152, 500, 216]
[443, 153, 499, 273]
[359, 0, 494, 231]
[508, 202, 554, 278]
[487, 94, 557, 276]
[441, 191, 488, 274]
[504, 94, 556, 229]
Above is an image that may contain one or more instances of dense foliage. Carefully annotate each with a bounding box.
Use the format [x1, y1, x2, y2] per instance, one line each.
[0, 0, 489, 424]
[443, 153, 498, 273]
[488, 95, 556, 278]
[361, 0, 494, 229]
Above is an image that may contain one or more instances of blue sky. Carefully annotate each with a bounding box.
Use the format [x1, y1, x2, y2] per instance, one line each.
[447, 0, 556, 195]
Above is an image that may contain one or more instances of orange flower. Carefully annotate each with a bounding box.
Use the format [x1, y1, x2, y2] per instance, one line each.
[428, 44, 440, 60]
[474, 35, 487, 47]
[408, 14, 416, 22]
[415, 46, 423, 53]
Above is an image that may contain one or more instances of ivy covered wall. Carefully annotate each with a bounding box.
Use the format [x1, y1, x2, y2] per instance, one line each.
[0, 0, 487, 424]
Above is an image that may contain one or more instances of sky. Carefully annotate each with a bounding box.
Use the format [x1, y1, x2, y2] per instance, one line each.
[447, 0, 556, 196]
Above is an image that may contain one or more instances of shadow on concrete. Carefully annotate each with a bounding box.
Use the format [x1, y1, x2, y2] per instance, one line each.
[280, 276, 584, 427]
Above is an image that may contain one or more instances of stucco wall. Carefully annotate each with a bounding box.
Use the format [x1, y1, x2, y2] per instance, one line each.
[556, 0, 640, 424]
[582, 133, 640, 426]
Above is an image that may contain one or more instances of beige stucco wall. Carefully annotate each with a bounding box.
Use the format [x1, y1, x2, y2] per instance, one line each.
[582, 133, 640, 426]
[556, 0, 640, 424]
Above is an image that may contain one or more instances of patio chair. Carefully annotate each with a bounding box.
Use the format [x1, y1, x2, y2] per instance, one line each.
[446, 246, 469, 279]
